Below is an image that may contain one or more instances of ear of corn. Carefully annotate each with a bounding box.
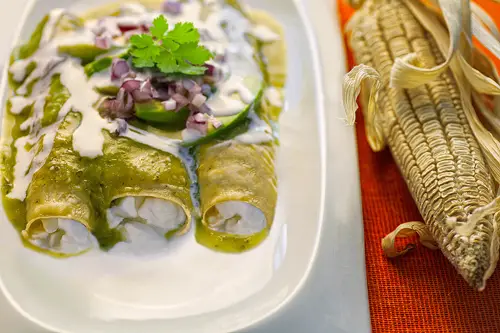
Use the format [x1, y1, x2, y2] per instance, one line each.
[342, 0, 500, 290]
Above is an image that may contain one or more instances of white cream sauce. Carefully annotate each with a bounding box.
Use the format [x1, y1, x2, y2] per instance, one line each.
[234, 111, 274, 144]
[9, 96, 31, 115]
[249, 25, 280, 42]
[6, 1, 282, 235]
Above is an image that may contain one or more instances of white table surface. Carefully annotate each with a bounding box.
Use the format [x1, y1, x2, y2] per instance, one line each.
[0, 1, 371, 332]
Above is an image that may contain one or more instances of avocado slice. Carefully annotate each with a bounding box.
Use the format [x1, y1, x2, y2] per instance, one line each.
[58, 44, 110, 65]
[135, 100, 190, 131]
[84, 51, 129, 78]
[182, 88, 263, 147]
[94, 85, 120, 96]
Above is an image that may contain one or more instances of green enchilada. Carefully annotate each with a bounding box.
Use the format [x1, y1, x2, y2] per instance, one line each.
[1, 0, 286, 256]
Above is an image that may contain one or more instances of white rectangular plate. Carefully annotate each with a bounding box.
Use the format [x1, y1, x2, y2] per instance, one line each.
[0, 0, 371, 332]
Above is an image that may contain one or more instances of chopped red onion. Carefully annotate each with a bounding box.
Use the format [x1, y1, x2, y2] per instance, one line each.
[118, 24, 141, 34]
[214, 53, 226, 63]
[93, 18, 122, 38]
[131, 90, 153, 103]
[198, 103, 213, 115]
[92, 25, 106, 36]
[153, 87, 170, 100]
[182, 79, 196, 91]
[111, 59, 130, 81]
[162, 99, 177, 111]
[204, 64, 215, 76]
[191, 93, 207, 108]
[167, 85, 176, 97]
[100, 90, 134, 120]
[186, 115, 208, 134]
[121, 79, 141, 92]
[125, 72, 137, 79]
[194, 113, 208, 122]
[95, 35, 112, 49]
[172, 93, 189, 109]
[162, 1, 183, 15]
[124, 29, 145, 40]
[209, 116, 222, 129]
[188, 104, 200, 114]
[201, 84, 212, 96]
[188, 84, 202, 96]
[118, 88, 134, 112]
[115, 118, 129, 134]
[140, 80, 153, 95]
[175, 81, 187, 95]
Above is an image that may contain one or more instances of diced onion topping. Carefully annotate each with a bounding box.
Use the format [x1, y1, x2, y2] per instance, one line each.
[95, 35, 112, 49]
[162, 99, 177, 111]
[191, 93, 207, 108]
[101, 60, 220, 130]
[162, 1, 183, 15]
[111, 59, 131, 81]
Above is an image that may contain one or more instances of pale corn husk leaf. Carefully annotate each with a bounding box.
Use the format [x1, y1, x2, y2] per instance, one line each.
[381, 222, 438, 258]
[389, 0, 462, 89]
[425, 0, 500, 97]
[405, 0, 500, 184]
[472, 92, 500, 139]
[471, 2, 500, 40]
[405, 0, 500, 274]
[342, 64, 385, 151]
[457, 16, 500, 95]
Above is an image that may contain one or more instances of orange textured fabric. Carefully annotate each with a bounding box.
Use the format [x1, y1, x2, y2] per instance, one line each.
[337, 1, 500, 332]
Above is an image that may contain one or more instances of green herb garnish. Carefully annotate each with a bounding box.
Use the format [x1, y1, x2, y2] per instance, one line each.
[129, 15, 213, 75]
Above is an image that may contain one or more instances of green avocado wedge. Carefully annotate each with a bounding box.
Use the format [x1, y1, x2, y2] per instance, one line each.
[84, 52, 129, 78]
[135, 100, 190, 131]
[181, 88, 263, 147]
[58, 44, 110, 65]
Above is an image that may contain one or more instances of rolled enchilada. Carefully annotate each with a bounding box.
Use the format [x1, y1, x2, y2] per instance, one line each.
[195, 9, 286, 252]
[1, 0, 285, 256]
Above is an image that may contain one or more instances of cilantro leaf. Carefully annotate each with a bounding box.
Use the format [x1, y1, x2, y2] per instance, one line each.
[132, 57, 155, 68]
[128, 15, 213, 76]
[130, 34, 154, 49]
[168, 22, 200, 44]
[131, 46, 160, 60]
[131, 45, 160, 68]
[177, 63, 208, 75]
[162, 38, 180, 52]
[150, 15, 169, 40]
[156, 50, 178, 73]
[175, 43, 213, 65]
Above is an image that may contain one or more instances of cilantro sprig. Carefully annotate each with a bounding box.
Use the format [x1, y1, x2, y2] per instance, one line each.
[129, 15, 213, 76]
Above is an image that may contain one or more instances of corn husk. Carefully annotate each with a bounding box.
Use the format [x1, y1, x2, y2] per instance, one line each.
[343, 0, 500, 290]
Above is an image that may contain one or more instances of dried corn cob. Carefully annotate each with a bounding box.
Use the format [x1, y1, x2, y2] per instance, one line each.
[343, 0, 500, 290]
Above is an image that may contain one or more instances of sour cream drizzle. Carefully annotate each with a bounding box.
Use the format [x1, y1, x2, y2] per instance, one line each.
[6, 1, 282, 201]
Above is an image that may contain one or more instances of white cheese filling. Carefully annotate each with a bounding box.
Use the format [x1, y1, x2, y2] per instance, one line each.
[107, 196, 187, 237]
[24, 218, 97, 254]
[206, 201, 266, 235]
[23, 196, 187, 254]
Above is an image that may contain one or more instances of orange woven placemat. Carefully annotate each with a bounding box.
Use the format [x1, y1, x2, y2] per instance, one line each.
[337, 1, 500, 332]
